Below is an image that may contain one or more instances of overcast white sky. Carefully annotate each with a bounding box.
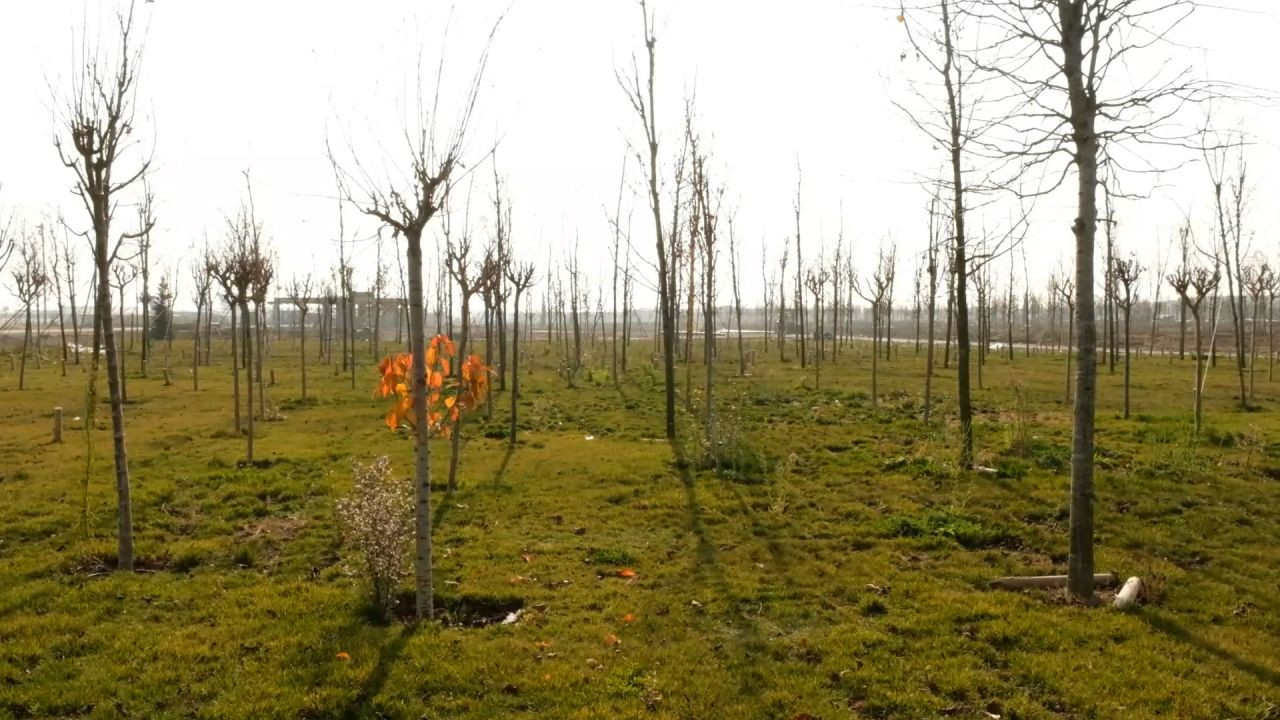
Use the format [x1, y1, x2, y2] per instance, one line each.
[1, 1, 1277, 312]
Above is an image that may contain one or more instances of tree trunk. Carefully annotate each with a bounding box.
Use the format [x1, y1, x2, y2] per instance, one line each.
[1063, 1, 1098, 601]
[448, 292, 471, 493]
[230, 305, 241, 433]
[510, 288, 524, 445]
[405, 230, 434, 620]
[97, 244, 133, 571]
[1123, 303, 1132, 419]
[192, 300, 201, 391]
[299, 310, 309, 400]
[242, 302, 255, 463]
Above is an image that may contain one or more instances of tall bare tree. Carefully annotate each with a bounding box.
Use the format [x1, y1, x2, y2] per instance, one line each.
[618, 0, 677, 440]
[973, 0, 1212, 601]
[1204, 131, 1249, 408]
[898, 0, 978, 467]
[53, 1, 152, 570]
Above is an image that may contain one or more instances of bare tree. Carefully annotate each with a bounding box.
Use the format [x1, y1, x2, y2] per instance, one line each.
[44, 224, 70, 377]
[971, 0, 1212, 602]
[1053, 275, 1075, 404]
[793, 169, 807, 369]
[1243, 263, 1269, 402]
[897, 0, 978, 467]
[1169, 265, 1219, 433]
[287, 274, 314, 400]
[806, 265, 831, 389]
[609, 154, 627, 386]
[208, 250, 242, 433]
[505, 261, 536, 444]
[190, 255, 212, 391]
[1204, 129, 1249, 409]
[778, 244, 789, 362]
[9, 232, 48, 390]
[618, 0, 677, 440]
[728, 216, 746, 377]
[110, 261, 137, 402]
[1113, 256, 1143, 419]
[686, 115, 721, 443]
[854, 247, 894, 408]
[53, 1, 152, 570]
[59, 227, 83, 366]
[136, 184, 154, 378]
[445, 227, 498, 490]
[923, 197, 943, 423]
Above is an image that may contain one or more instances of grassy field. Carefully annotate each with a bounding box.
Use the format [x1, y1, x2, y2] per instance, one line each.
[1, 335, 1278, 719]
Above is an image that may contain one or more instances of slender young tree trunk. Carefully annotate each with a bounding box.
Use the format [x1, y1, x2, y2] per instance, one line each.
[19, 304, 31, 390]
[117, 283, 128, 403]
[405, 231, 434, 620]
[230, 306, 241, 433]
[97, 243, 133, 571]
[299, 310, 309, 400]
[924, 264, 938, 423]
[510, 288, 524, 444]
[1123, 303, 1132, 419]
[1193, 309, 1204, 433]
[242, 302, 255, 463]
[192, 301, 201, 391]
[448, 292, 471, 493]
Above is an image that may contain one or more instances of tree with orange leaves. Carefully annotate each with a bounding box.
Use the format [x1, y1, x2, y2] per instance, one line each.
[377, 335, 491, 439]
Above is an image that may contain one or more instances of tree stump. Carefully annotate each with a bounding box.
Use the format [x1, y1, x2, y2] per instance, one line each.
[53, 407, 64, 443]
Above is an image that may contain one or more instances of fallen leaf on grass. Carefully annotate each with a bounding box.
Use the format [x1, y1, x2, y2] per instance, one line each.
[335, 652, 350, 661]
[621, 613, 636, 623]
[617, 568, 637, 578]
[604, 633, 621, 647]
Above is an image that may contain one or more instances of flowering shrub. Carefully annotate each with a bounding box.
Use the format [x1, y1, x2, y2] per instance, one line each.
[335, 456, 412, 620]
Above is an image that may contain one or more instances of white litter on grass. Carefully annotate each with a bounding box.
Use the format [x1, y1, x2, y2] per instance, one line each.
[584, 435, 595, 440]
[500, 609, 522, 625]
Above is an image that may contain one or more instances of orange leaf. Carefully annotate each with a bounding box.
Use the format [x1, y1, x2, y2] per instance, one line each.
[336, 651, 351, 661]
[604, 633, 621, 647]
[617, 568, 636, 578]
[621, 613, 636, 623]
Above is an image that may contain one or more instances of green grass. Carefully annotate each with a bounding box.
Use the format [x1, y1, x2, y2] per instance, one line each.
[1, 337, 1278, 718]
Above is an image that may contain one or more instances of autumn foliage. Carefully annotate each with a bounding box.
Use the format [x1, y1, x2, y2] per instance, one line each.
[377, 335, 491, 436]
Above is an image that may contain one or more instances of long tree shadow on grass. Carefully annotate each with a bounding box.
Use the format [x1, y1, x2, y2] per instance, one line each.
[339, 622, 420, 720]
[1138, 610, 1280, 688]
[670, 438, 770, 703]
